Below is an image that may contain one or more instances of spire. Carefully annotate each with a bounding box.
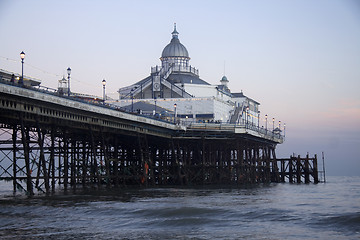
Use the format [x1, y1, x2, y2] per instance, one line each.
[172, 23, 179, 39]
[223, 60, 226, 76]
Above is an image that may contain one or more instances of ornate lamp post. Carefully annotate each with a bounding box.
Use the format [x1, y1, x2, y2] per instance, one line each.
[102, 79, 106, 104]
[20, 51, 25, 86]
[272, 118, 275, 131]
[67, 67, 71, 96]
[265, 114, 268, 131]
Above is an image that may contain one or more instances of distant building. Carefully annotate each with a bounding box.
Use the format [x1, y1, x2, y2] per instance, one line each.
[114, 24, 260, 125]
[56, 76, 105, 104]
[0, 69, 41, 87]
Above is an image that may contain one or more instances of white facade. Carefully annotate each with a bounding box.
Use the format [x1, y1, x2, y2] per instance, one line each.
[112, 96, 235, 123]
[115, 25, 261, 124]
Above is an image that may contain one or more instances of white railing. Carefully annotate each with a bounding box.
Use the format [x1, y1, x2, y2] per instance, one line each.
[186, 122, 284, 142]
[0, 80, 283, 143]
[151, 65, 199, 76]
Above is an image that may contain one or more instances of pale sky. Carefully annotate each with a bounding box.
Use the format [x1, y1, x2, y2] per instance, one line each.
[1, 0, 359, 176]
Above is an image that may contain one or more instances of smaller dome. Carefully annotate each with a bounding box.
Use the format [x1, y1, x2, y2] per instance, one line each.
[221, 76, 229, 82]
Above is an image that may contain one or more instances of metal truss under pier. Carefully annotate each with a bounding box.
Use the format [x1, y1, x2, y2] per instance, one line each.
[0, 82, 318, 195]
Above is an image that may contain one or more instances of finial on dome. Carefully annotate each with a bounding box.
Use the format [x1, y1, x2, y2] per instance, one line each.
[172, 23, 179, 39]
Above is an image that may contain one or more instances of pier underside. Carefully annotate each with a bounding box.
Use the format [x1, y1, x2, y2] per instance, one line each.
[0, 120, 318, 196]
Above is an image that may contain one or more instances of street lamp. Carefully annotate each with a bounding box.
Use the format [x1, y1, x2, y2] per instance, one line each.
[102, 79, 106, 104]
[265, 114, 268, 131]
[284, 123, 286, 138]
[20, 51, 25, 86]
[272, 118, 275, 131]
[67, 67, 71, 96]
[257, 111, 260, 128]
[174, 103, 177, 124]
[278, 120, 281, 129]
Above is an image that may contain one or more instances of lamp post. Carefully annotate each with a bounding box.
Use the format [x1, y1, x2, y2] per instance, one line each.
[20, 51, 25, 86]
[102, 79, 106, 104]
[284, 123, 286, 138]
[174, 103, 177, 124]
[265, 114, 268, 131]
[67, 67, 71, 96]
[257, 111, 260, 128]
[272, 118, 275, 131]
[278, 120, 281, 129]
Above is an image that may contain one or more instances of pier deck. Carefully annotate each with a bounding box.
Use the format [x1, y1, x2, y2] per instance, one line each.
[0, 81, 318, 195]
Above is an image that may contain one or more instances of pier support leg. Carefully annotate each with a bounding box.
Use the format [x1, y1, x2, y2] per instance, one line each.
[90, 129, 100, 186]
[296, 155, 302, 183]
[12, 126, 17, 192]
[63, 135, 69, 189]
[113, 140, 119, 187]
[289, 156, 294, 183]
[271, 147, 280, 183]
[20, 115, 33, 196]
[280, 158, 285, 182]
[313, 154, 319, 183]
[101, 129, 110, 187]
[70, 140, 75, 188]
[137, 134, 154, 186]
[36, 120, 50, 193]
[81, 140, 88, 186]
[50, 128, 55, 191]
[304, 154, 310, 184]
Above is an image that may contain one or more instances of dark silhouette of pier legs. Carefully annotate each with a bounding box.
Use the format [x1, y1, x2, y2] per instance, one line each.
[0, 122, 321, 195]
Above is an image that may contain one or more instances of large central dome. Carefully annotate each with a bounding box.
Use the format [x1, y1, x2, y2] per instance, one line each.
[161, 24, 189, 59]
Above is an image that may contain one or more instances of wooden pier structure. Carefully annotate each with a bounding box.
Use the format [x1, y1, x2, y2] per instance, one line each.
[0, 81, 319, 195]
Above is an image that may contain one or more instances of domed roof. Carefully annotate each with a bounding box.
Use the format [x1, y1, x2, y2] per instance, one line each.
[161, 24, 190, 59]
[221, 76, 228, 82]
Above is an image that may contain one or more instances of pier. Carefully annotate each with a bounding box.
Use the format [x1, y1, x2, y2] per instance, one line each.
[0, 80, 319, 195]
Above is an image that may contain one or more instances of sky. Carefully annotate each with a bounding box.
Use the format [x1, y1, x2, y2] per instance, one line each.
[0, 0, 359, 176]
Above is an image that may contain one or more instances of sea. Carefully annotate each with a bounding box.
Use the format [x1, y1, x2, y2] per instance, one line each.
[0, 176, 359, 240]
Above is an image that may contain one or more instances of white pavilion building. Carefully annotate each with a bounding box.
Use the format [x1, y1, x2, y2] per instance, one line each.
[114, 24, 260, 125]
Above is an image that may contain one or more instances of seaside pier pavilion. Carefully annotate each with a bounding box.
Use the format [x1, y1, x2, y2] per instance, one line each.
[0, 25, 320, 195]
[115, 24, 262, 127]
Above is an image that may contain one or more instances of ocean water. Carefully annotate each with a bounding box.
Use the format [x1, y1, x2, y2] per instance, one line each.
[0, 176, 359, 240]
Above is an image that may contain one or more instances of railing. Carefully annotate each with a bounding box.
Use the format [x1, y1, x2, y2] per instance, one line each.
[151, 64, 199, 76]
[0, 79, 284, 142]
[172, 65, 199, 75]
[0, 78, 178, 125]
[162, 64, 173, 80]
[187, 122, 284, 142]
[0, 78, 119, 110]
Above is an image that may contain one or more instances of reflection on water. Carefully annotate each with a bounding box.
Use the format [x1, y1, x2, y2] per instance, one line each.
[0, 177, 359, 240]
